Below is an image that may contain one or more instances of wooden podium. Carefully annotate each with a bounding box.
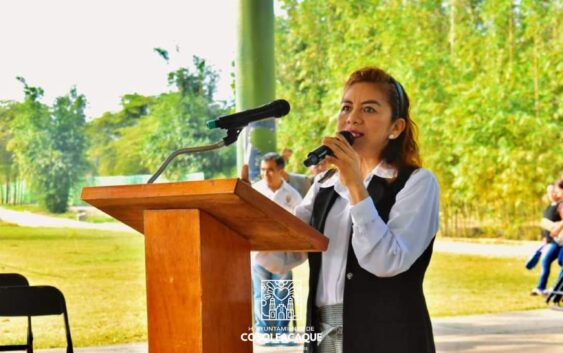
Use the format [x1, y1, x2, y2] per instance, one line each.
[81, 178, 328, 353]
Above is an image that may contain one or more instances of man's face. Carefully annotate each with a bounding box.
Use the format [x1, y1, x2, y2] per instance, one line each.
[260, 160, 283, 189]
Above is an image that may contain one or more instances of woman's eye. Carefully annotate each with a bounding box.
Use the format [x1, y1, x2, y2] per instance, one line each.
[340, 105, 351, 112]
[364, 106, 376, 113]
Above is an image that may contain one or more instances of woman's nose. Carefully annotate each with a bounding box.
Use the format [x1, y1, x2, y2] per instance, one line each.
[346, 108, 362, 125]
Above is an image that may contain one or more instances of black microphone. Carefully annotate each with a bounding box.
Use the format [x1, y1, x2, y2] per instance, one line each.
[207, 99, 290, 130]
[303, 131, 354, 167]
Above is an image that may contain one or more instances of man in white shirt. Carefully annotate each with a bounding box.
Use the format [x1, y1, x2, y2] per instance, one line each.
[251, 152, 302, 346]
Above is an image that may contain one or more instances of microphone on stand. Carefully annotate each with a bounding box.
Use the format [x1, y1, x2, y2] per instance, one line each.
[207, 99, 290, 130]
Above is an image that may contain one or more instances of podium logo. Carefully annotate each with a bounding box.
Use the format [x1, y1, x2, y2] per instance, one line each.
[260, 280, 296, 321]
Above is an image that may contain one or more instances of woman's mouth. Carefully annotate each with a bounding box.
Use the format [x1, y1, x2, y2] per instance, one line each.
[347, 130, 364, 138]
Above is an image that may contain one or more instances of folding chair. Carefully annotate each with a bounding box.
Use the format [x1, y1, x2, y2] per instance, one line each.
[0, 281, 73, 353]
[0, 274, 32, 352]
[546, 274, 563, 310]
[0, 274, 29, 287]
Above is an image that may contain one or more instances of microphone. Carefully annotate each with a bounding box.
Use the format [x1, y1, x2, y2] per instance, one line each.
[303, 131, 354, 167]
[207, 99, 290, 130]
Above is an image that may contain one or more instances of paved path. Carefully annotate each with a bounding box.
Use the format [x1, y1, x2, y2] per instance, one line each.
[0, 206, 136, 233]
[433, 309, 563, 352]
[0, 206, 539, 257]
[36, 309, 563, 353]
[433, 238, 538, 257]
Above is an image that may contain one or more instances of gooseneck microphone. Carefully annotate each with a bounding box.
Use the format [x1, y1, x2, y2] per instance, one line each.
[303, 131, 354, 167]
[207, 99, 290, 130]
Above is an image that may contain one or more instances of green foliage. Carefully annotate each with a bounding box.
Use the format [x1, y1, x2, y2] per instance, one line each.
[0, 101, 22, 205]
[154, 47, 170, 62]
[168, 56, 219, 100]
[142, 56, 236, 180]
[85, 55, 235, 181]
[0, 101, 18, 187]
[86, 94, 154, 176]
[8, 79, 88, 213]
[275, 0, 562, 238]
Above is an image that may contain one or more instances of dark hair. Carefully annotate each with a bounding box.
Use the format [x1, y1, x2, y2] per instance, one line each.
[557, 179, 563, 189]
[261, 152, 285, 169]
[344, 67, 421, 168]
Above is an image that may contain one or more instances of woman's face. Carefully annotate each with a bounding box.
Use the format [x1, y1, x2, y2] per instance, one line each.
[337, 82, 402, 159]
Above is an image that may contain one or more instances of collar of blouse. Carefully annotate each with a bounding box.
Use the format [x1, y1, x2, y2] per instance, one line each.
[317, 161, 397, 201]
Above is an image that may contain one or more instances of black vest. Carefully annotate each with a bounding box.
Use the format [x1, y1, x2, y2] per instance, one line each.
[305, 167, 436, 353]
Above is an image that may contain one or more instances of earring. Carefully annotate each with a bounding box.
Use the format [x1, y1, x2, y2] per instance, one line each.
[389, 135, 395, 139]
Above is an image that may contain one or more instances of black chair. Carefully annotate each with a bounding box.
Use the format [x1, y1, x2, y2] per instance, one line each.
[0, 274, 32, 353]
[0, 273, 29, 287]
[0, 275, 73, 353]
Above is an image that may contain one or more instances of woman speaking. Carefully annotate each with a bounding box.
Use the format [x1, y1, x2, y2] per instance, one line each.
[255, 66, 440, 353]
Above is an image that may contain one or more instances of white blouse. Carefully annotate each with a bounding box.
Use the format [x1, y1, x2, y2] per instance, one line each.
[255, 162, 440, 307]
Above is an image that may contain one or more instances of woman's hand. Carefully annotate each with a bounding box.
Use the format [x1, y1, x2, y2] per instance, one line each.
[322, 133, 368, 205]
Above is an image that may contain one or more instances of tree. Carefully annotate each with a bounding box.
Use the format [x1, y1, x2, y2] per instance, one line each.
[85, 52, 235, 180]
[9, 78, 88, 213]
[0, 101, 18, 204]
[275, 0, 562, 238]
[86, 94, 154, 176]
[142, 55, 236, 180]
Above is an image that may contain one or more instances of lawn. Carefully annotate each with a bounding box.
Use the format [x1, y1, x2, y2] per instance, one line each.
[0, 223, 554, 349]
[0, 224, 146, 348]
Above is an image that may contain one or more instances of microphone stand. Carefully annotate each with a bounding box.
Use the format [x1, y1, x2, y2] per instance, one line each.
[147, 128, 242, 184]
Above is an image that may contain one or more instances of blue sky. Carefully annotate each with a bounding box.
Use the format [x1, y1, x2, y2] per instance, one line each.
[1, 0, 241, 118]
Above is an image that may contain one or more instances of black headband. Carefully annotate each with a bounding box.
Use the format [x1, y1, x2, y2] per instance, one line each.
[389, 77, 406, 119]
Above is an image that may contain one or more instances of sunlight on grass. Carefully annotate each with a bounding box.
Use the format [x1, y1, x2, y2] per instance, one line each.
[424, 252, 548, 316]
[0, 225, 146, 348]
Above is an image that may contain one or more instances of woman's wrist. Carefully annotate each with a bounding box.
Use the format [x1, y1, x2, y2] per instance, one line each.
[347, 178, 369, 205]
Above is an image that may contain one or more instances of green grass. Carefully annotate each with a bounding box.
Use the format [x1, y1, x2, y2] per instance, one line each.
[0, 224, 146, 348]
[424, 252, 550, 316]
[0, 224, 554, 348]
